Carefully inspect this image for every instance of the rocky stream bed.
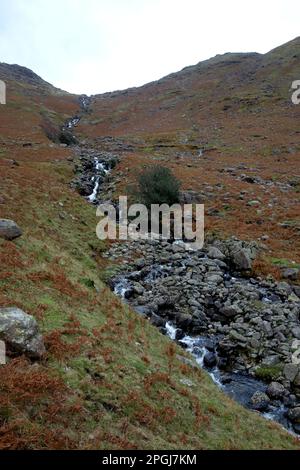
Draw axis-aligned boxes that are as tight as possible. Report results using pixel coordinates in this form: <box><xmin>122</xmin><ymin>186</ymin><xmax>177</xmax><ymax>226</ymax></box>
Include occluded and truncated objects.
<box><xmin>104</xmin><ymin>238</ymin><xmax>300</xmax><ymax>434</ymax></box>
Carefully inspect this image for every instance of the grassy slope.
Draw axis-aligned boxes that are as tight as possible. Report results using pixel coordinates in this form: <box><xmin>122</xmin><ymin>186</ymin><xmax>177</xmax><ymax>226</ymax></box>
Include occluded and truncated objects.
<box><xmin>0</xmin><ymin>59</ymin><xmax>300</xmax><ymax>449</ymax></box>
<box><xmin>0</xmin><ymin>150</ymin><xmax>299</xmax><ymax>450</ymax></box>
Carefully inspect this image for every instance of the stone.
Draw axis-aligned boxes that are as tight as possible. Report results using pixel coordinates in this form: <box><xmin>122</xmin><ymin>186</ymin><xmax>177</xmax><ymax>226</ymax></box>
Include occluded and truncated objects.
<box><xmin>250</xmin><ymin>391</ymin><xmax>270</xmax><ymax>411</ymax></box>
<box><xmin>287</xmin><ymin>407</ymin><xmax>300</xmax><ymax>424</ymax></box>
<box><xmin>229</xmin><ymin>330</ymin><xmax>248</xmax><ymax>344</ymax></box>
<box><xmin>0</xmin><ymin>219</ymin><xmax>22</xmax><ymax>241</ymax></box>
<box><xmin>247</xmin><ymin>200</ymin><xmax>261</xmax><ymax>206</ymax></box>
<box><xmin>276</xmin><ymin>282</ymin><xmax>292</xmax><ymax>296</ymax></box>
<box><xmin>175</xmin><ymin>328</ymin><xmax>185</xmax><ymax>341</ymax></box>
<box><xmin>207</xmin><ymin>246</ymin><xmax>226</xmax><ymax>261</ymax></box>
<box><xmin>149</xmin><ymin>314</ymin><xmax>165</xmax><ymax>327</ymax></box>
<box><xmin>293</xmin><ymin>286</ymin><xmax>300</xmax><ymax>298</ymax></box>
<box><xmin>283</xmin><ymin>364</ymin><xmax>299</xmax><ymax>382</ymax></box>
<box><xmin>282</xmin><ymin>268</ymin><xmax>299</xmax><ymax>281</ymax></box>
<box><xmin>0</xmin><ymin>307</ymin><xmax>45</xmax><ymax>358</ymax></box>
<box><xmin>291</xmin><ymin>327</ymin><xmax>300</xmax><ymax>340</ymax></box>
<box><xmin>203</xmin><ymin>352</ymin><xmax>217</xmax><ymax>368</ymax></box>
<box><xmin>135</xmin><ymin>258</ymin><xmax>146</xmax><ymax>269</ymax></box>
<box><xmin>266</xmin><ymin>382</ymin><xmax>285</xmax><ymax>399</ymax></box>
<box><xmin>220</xmin><ymin>304</ymin><xmax>242</xmax><ymax>318</ymax></box>
<box><xmin>232</xmin><ymin>249</ymin><xmax>252</xmax><ymax>270</ymax></box>
<box><xmin>294</xmin><ymin>373</ymin><xmax>300</xmax><ymax>388</ymax></box>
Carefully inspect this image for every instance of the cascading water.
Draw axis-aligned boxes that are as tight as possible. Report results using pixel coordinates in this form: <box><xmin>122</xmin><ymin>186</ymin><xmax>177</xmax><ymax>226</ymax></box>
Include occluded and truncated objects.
<box><xmin>87</xmin><ymin>157</ymin><xmax>111</xmax><ymax>203</ymax></box>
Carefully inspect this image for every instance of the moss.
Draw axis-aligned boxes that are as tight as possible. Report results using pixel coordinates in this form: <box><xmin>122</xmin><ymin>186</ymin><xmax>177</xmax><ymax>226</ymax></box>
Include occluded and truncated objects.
<box><xmin>255</xmin><ymin>364</ymin><xmax>283</xmax><ymax>382</ymax></box>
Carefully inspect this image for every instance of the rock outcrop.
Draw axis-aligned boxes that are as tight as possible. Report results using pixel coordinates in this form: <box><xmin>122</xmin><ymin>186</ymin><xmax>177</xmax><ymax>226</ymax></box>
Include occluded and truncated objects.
<box><xmin>0</xmin><ymin>307</ymin><xmax>45</xmax><ymax>359</ymax></box>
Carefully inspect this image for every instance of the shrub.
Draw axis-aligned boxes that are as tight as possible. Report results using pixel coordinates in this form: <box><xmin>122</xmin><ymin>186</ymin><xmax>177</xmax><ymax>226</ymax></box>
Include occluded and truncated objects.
<box><xmin>134</xmin><ymin>165</ymin><xmax>181</xmax><ymax>208</ymax></box>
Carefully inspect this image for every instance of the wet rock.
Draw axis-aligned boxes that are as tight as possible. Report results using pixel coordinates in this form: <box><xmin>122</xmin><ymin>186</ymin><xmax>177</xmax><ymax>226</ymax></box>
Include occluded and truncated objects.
<box><xmin>0</xmin><ymin>307</ymin><xmax>45</xmax><ymax>359</ymax></box>
<box><xmin>175</xmin><ymin>328</ymin><xmax>185</xmax><ymax>341</ymax></box>
<box><xmin>287</xmin><ymin>407</ymin><xmax>300</xmax><ymax>424</ymax></box>
<box><xmin>149</xmin><ymin>314</ymin><xmax>165</xmax><ymax>327</ymax></box>
<box><xmin>266</xmin><ymin>382</ymin><xmax>285</xmax><ymax>399</ymax></box>
<box><xmin>203</xmin><ymin>352</ymin><xmax>217</xmax><ymax>368</ymax></box>
<box><xmin>176</xmin><ymin>313</ymin><xmax>192</xmax><ymax>329</ymax></box>
<box><xmin>250</xmin><ymin>391</ymin><xmax>270</xmax><ymax>411</ymax></box>
<box><xmin>0</xmin><ymin>219</ymin><xmax>22</xmax><ymax>241</ymax></box>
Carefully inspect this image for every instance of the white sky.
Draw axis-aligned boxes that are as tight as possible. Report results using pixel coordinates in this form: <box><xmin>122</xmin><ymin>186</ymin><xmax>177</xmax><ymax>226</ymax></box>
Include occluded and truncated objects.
<box><xmin>0</xmin><ymin>0</ymin><xmax>299</xmax><ymax>95</ymax></box>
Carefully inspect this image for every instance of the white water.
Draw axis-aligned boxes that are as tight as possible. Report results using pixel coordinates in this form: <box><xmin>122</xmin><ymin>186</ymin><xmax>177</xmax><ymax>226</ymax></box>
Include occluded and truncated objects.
<box><xmin>88</xmin><ymin>178</ymin><xmax>100</xmax><ymax>202</ymax></box>
<box><xmin>165</xmin><ymin>322</ymin><xmax>177</xmax><ymax>340</ymax></box>
<box><xmin>87</xmin><ymin>157</ymin><xmax>110</xmax><ymax>202</ymax></box>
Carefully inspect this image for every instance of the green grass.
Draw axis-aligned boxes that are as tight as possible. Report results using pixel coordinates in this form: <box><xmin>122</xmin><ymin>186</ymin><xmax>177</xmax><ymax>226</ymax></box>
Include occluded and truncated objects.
<box><xmin>255</xmin><ymin>365</ymin><xmax>283</xmax><ymax>382</ymax></box>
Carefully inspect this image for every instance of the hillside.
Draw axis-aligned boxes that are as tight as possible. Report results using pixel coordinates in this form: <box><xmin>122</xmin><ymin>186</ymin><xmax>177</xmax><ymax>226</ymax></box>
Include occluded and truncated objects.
<box><xmin>0</xmin><ymin>39</ymin><xmax>300</xmax><ymax>449</ymax></box>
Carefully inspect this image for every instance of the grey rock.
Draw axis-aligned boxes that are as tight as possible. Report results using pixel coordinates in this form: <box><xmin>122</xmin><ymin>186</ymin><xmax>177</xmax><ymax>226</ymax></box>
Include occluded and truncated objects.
<box><xmin>282</xmin><ymin>268</ymin><xmax>299</xmax><ymax>281</ymax></box>
<box><xmin>283</xmin><ymin>364</ymin><xmax>299</xmax><ymax>382</ymax></box>
<box><xmin>0</xmin><ymin>307</ymin><xmax>45</xmax><ymax>358</ymax></box>
<box><xmin>292</xmin><ymin>327</ymin><xmax>300</xmax><ymax>340</ymax></box>
<box><xmin>203</xmin><ymin>352</ymin><xmax>217</xmax><ymax>368</ymax></box>
<box><xmin>149</xmin><ymin>314</ymin><xmax>165</xmax><ymax>327</ymax></box>
<box><xmin>220</xmin><ymin>304</ymin><xmax>243</xmax><ymax>318</ymax></box>
<box><xmin>276</xmin><ymin>282</ymin><xmax>293</xmax><ymax>296</ymax></box>
<box><xmin>229</xmin><ymin>330</ymin><xmax>248</xmax><ymax>344</ymax></box>
<box><xmin>250</xmin><ymin>391</ymin><xmax>270</xmax><ymax>411</ymax></box>
<box><xmin>287</xmin><ymin>407</ymin><xmax>300</xmax><ymax>424</ymax></box>
<box><xmin>294</xmin><ymin>373</ymin><xmax>300</xmax><ymax>388</ymax></box>
<box><xmin>232</xmin><ymin>249</ymin><xmax>252</xmax><ymax>270</ymax></box>
<box><xmin>266</xmin><ymin>381</ymin><xmax>285</xmax><ymax>399</ymax></box>
<box><xmin>0</xmin><ymin>219</ymin><xmax>22</xmax><ymax>241</ymax></box>
<box><xmin>207</xmin><ymin>246</ymin><xmax>226</xmax><ymax>261</ymax></box>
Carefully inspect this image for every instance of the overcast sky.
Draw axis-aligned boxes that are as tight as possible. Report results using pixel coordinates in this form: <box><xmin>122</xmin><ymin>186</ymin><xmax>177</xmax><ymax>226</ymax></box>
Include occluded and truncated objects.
<box><xmin>0</xmin><ymin>0</ymin><xmax>299</xmax><ymax>95</ymax></box>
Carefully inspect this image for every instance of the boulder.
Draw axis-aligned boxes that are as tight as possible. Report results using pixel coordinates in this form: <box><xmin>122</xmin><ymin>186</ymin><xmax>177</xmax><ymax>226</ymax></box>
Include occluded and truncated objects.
<box><xmin>291</xmin><ymin>327</ymin><xmax>300</xmax><ymax>340</ymax></box>
<box><xmin>266</xmin><ymin>381</ymin><xmax>285</xmax><ymax>399</ymax></box>
<box><xmin>283</xmin><ymin>363</ymin><xmax>299</xmax><ymax>382</ymax></box>
<box><xmin>203</xmin><ymin>352</ymin><xmax>217</xmax><ymax>368</ymax></box>
<box><xmin>0</xmin><ymin>307</ymin><xmax>45</xmax><ymax>359</ymax></box>
<box><xmin>149</xmin><ymin>313</ymin><xmax>165</xmax><ymax>327</ymax></box>
<box><xmin>282</xmin><ymin>268</ymin><xmax>299</xmax><ymax>281</ymax></box>
<box><xmin>0</xmin><ymin>219</ymin><xmax>22</xmax><ymax>241</ymax></box>
<box><xmin>220</xmin><ymin>304</ymin><xmax>243</xmax><ymax>318</ymax></box>
<box><xmin>232</xmin><ymin>248</ymin><xmax>252</xmax><ymax>270</ymax></box>
<box><xmin>287</xmin><ymin>407</ymin><xmax>300</xmax><ymax>424</ymax></box>
<box><xmin>250</xmin><ymin>391</ymin><xmax>270</xmax><ymax>411</ymax></box>
<box><xmin>207</xmin><ymin>246</ymin><xmax>226</xmax><ymax>261</ymax></box>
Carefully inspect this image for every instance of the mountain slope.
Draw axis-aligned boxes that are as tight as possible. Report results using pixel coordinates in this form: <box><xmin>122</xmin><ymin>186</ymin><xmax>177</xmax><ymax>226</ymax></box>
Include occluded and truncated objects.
<box><xmin>75</xmin><ymin>37</ymin><xmax>300</xmax><ymax>273</ymax></box>
<box><xmin>0</xmin><ymin>41</ymin><xmax>300</xmax><ymax>449</ymax></box>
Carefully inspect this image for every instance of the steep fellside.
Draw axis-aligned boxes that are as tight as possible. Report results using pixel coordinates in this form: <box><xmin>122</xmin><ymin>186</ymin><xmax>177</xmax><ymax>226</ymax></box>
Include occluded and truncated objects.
<box><xmin>0</xmin><ymin>45</ymin><xmax>300</xmax><ymax>449</ymax></box>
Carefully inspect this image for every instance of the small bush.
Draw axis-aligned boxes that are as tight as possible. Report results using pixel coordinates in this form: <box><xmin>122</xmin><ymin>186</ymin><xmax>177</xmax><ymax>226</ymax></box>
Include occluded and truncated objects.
<box><xmin>134</xmin><ymin>165</ymin><xmax>181</xmax><ymax>208</ymax></box>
